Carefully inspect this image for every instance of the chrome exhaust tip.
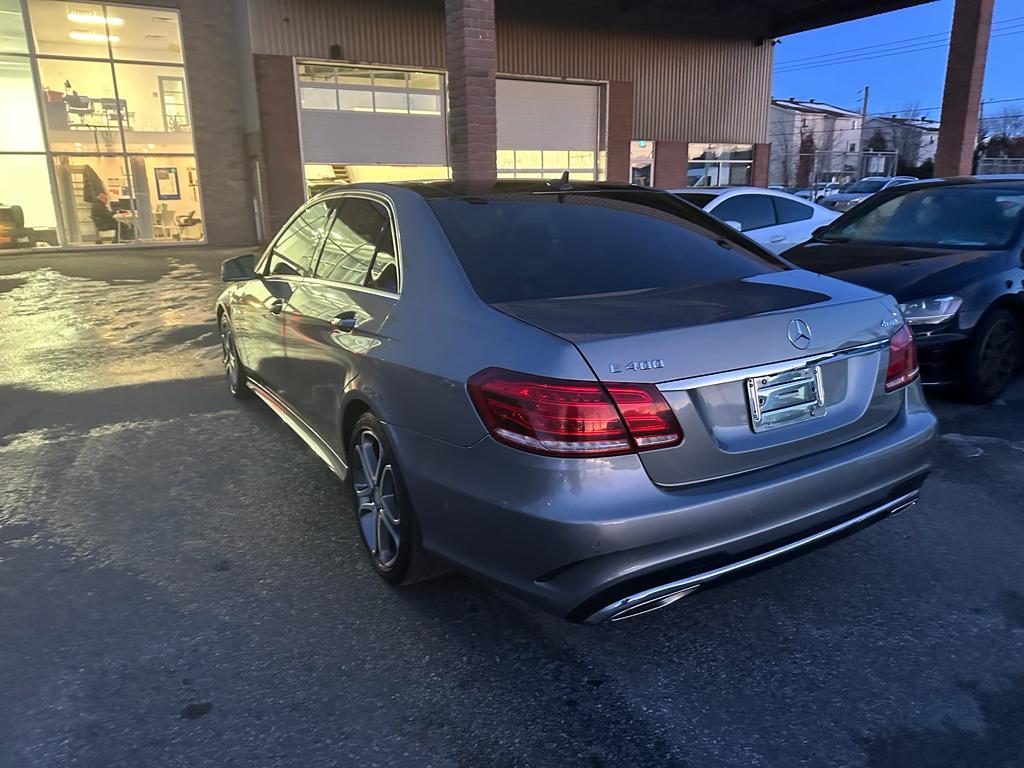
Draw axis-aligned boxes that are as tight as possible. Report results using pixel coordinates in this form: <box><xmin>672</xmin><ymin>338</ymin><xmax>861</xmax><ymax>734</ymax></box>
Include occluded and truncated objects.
<box><xmin>607</xmin><ymin>584</ymin><xmax>701</xmax><ymax>622</ymax></box>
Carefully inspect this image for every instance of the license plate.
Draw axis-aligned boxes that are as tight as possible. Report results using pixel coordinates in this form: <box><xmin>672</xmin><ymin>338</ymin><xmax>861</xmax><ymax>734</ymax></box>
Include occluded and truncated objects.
<box><xmin>746</xmin><ymin>365</ymin><xmax>826</xmax><ymax>433</ymax></box>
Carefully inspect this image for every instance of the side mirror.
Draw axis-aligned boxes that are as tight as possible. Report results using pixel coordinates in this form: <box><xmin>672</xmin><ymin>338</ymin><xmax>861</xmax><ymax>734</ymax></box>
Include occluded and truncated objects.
<box><xmin>222</xmin><ymin>253</ymin><xmax>257</xmax><ymax>282</ymax></box>
<box><xmin>723</xmin><ymin>220</ymin><xmax>743</xmax><ymax>232</ymax></box>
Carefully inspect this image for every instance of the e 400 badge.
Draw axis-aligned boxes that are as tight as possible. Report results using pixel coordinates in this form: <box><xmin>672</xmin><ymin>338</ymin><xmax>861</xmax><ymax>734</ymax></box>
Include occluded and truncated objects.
<box><xmin>609</xmin><ymin>359</ymin><xmax>665</xmax><ymax>374</ymax></box>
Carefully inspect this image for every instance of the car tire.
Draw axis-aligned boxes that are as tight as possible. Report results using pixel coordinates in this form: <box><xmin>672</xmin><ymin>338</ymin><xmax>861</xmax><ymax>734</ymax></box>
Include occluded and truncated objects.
<box><xmin>347</xmin><ymin>412</ymin><xmax>446</xmax><ymax>585</ymax></box>
<box><xmin>963</xmin><ymin>308</ymin><xmax>1019</xmax><ymax>404</ymax></box>
<box><xmin>218</xmin><ymin>314</ymin><xmax>251</xmax><ymax>399</ymax></box>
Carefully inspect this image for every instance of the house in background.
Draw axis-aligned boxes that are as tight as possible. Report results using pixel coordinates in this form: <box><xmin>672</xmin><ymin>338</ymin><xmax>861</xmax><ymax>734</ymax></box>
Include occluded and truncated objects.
<box><xmin>768</xmin><ymin>99</ymin><xmax>866</xmax><ymax>188</ymax></box>
<box><xmin>865</xmin><ymin>115</ymin><xmax>941</xmax><ymax>173</ymax></box>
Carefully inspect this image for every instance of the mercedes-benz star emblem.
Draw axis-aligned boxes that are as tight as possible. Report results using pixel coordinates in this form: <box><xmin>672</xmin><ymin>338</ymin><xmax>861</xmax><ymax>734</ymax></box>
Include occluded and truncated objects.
<box><xmin>787</xmin><ymin>319</ymin><xmax>812</xmax><ymax>350</ymax></box>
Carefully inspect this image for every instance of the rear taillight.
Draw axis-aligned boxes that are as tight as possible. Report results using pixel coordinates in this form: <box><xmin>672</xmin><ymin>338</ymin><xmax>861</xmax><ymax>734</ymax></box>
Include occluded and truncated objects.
<box><xmin>467</xmin><ymin>368</ymin><xmax>683</xmax><ymax>457</ymax></box>
<box><xmin>884</xmin><ymin>324</ymin><xmax>920</xmax><ymax>392</ymax></box>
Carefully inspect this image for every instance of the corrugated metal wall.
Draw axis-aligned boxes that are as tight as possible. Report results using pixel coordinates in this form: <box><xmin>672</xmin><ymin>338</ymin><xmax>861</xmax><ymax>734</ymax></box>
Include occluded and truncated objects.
<box><xmin>245</xmin><ymin>0</ymin><xmax>772</xmax><ymax>144</ymax></box>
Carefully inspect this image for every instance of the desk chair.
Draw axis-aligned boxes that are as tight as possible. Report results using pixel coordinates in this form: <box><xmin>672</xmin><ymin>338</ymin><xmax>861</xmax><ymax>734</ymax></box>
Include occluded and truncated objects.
<box><xmin>175</xmin><ymin>210</ymin><xmax>202</xmax><ymax>240</ymax></box>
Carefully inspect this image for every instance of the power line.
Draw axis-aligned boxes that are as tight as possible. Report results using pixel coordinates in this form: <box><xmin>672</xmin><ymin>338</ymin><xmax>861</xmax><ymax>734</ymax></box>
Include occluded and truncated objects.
<box><xmin>774</xmin><ymin>14</ymin><xmax>1024</xmax><ymax>66</ymax></box>
<box><xmin>775</xmin><ymin>28</ymin><xmax>1024</xmax><ymax>73</ymax></box>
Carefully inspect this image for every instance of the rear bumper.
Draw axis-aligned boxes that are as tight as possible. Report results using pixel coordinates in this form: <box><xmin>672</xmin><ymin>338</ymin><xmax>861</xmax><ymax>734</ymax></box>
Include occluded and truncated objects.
<box><xmin>391</xmin><ymin>385</ymin><xmax>937</xmax><ymax>621</ymax></box>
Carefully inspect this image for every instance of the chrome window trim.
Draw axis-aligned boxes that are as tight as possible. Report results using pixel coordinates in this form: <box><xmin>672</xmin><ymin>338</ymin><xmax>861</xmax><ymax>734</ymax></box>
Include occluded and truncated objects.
<box><xmin>657</xmin><ymin>339</ymin><xmax>888</xmax><ymax>393</ymax></box>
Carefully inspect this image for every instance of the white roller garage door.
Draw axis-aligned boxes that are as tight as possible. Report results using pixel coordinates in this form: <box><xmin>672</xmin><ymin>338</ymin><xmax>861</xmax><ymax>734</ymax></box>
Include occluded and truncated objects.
<box><xmin>496</xmin><ymin>79</ymin><xmax>602</xmax><ymax>179</ymax></box>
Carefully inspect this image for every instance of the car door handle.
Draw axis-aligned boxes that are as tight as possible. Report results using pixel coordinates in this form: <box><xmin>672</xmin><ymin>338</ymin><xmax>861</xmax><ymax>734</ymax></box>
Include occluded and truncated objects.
<box><xmin>330</xmin><ymin>311</ymin><xmax>358</xmax><ymax>333</ymax></box>
<box><xmin>768</xmin><ymin>234</ymin><xmax>786</xmax><ymax>243</ymax></box>
<box><xmin>268</xmin><ymin>298</ymin><xmax>285</xmax><ymax>315</ymax></box>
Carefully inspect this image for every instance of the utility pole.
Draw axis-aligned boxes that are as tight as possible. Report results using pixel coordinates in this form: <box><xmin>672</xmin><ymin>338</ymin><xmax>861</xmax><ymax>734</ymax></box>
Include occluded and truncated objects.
<box><xmin>858</xmin><ymin>85</ymin><xmax>869</xmax><ymax>178</ymax></box>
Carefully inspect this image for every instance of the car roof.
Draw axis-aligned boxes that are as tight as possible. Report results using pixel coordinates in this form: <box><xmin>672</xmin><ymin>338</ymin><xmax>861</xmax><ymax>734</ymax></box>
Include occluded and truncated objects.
<box><xmin>667</xmin><ymin>186</ymin><xmax>827</xmax><ymax>206</ymax></box>
<box><xmin>873</xmin><ymin>175</ymin><xmax>1024</xmax><ymax>193</ymax></box>
<box><xmin>312</xmin><ymin>179</ymin><xmax>646</xmax><ymax>200</ymax></box>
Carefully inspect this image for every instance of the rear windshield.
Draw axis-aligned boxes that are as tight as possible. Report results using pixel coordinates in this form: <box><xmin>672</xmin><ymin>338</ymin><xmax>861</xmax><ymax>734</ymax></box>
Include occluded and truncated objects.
<box><xmin>428</xmin><ymin>191</ymin><xmax>784</xmax><ymax>303</ymax></box>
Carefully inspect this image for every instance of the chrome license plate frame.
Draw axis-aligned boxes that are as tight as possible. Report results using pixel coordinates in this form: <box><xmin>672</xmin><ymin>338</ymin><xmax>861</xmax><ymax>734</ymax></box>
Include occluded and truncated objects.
<box><xmin>746</xmin><ymin>365</ymin><xmax>826</xmax><ymax>433</ymax></box>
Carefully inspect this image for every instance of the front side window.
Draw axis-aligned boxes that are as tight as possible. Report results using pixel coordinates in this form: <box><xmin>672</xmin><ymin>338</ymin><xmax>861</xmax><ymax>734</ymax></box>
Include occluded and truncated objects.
<box><xmin>429</xmin><ymin>191</ymin><xmax>784</xmax><ymax>304</ymax></box>
<box><xmin>314</xmin><ymin>198</ymin><xmax>395</xmax><ymax>290</ymax></box>
<box><xmin>712</xmin><ymin>195</ymin><xmax>777</xmax><ymax>231</ymax></box>
<box><xmin>267</xmin><ymin>202</ymin><xmax>331</xmax><ymax>276</ymax></box>
<box><xmin>820</xmin><ymin>186</ymin><xmax>1024</xmax><ymax>249</ymax></box>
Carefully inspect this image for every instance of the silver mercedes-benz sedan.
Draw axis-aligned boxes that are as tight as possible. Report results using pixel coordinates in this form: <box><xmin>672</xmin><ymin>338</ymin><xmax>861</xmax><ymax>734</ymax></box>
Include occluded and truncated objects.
<box><xmin>216</xmin><ymin>180</ymin><xmax>936</xmax><ymax>623</ymax></box>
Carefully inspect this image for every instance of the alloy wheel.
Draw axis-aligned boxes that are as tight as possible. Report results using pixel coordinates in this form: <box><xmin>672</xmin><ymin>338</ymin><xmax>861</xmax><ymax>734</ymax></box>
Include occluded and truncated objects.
<box><xmin>220</xmin><ymin>321</ymin><xmax>240</xmax><ymax>392</ymax></box>
<box><xmin>977</xmin><ymin>316</ymin><xmax>1018</xmax><ymax>393</ymax></box>
<box><xmin>351</xmin><ymin>429</ymin><xmax>401</xmax><ymax>569</ymax></box>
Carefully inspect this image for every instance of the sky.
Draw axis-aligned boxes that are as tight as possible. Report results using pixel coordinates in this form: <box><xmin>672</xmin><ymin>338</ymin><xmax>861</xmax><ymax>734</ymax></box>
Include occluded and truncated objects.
<box><xmin>771</xmin><ymin>0</ymin><xmax>1021</xmax><ymax>121</ymax></box>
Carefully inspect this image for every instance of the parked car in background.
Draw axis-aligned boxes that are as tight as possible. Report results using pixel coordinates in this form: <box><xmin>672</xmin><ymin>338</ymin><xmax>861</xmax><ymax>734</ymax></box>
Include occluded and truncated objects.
<box><xmin>786</xmin><ymin>176</ymin><xmax>1024</xmax><ymax>402</ymax></box>
<box><xmin>820</xmin><ymin>176</ymin><xmax>919</xmax><ymax>211</ymax></box>
<box><xmin>217</xmin><ymin>180</ymin><xmax>935</xmax><ymax>623</ymax></box>
<box><xmin>794</xmin><ymin>181</ymin><xmax>844</xmax><ymax>202</ymax></box>
<box><xmin>670</xmin><ymin>186</ymin><xmax>839</xmax><ymax>253</ymax></box>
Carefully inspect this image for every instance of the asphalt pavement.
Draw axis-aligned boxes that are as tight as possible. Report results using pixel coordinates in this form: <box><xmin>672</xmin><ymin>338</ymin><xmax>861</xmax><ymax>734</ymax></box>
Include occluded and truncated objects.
<box><xmin>1</xmin><ymin>248</ymin><xmax>1022</xmax><ymax>768</ymax></box>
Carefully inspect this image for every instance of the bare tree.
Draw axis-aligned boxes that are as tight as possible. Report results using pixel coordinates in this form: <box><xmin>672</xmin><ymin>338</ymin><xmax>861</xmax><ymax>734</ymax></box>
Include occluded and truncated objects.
<box><xmin>983</xmin><ymin>106</ymin><xmax>1024</xmax><ymax>140</ymax></box>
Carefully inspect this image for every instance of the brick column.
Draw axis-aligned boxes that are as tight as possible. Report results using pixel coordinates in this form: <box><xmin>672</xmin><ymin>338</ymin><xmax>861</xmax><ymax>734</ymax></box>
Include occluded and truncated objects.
<box><xmin>444</xmin><ymin>0</ymin><xmax>497</xmax><ymax>185</ymax></box>
<box><xmin>606</xmin><ymin>81</ymin><xmax>634</xmax><ymax>182</ymax></box>
<box><xmin>653</xmin><ymin>141</ymin><xmax>687</xmax><ymax>188</ymax></box>
<box><xmin>254</xmin><ymin>55</ymin><xmax>305</xmax><ymax>235</ymax></box>
<box><xmin>934</xmin><ymin>0</ymin><xmax>994</xmax><ymax>177</ymax></box>
<box><xmin>752</xmin><ymin>143</ymin><xmax>771</xmax><ymax>187</ymax></box>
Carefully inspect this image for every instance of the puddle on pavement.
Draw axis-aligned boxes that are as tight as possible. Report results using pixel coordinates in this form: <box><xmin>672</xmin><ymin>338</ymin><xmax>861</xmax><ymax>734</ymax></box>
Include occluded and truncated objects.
<box><xmin>0</xmin><ymin>260</ymin><xmax>222</xmax><ymax>393</ymax></box>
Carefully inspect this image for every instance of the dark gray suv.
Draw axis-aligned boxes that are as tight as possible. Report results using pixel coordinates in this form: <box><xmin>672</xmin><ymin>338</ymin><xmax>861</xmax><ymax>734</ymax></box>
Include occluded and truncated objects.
<box><xmin>217</xmin><ymin>181</ymin><xmax>936</xmax><ymax>623</ymax></box>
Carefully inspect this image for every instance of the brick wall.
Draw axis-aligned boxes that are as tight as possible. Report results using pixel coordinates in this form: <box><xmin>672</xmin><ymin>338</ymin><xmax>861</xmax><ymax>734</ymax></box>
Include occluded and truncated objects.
<box><xmin>253</xmin><ymin>55</ymin><xmax>306</xmax><ymax>235</ymax></box>
<box><xmin>444</xmin><ymin>0</ymin><xmax>497</xmax><ymax>183</ymax></box>
<box><xmin>752</xmin><ymin>143</ymin><xmax>771</xmax><ymax>187</ymax></box>
<box><xmin>176</xmin><ymin>0</ymin><xmax>257</xmax><ymax>245</ymax></box>
<box><xmin>935</xmin><ymin>0</ymin><xmax>994</xmax><ymax>177</ymax></box>
<box><xmin>606</xmin><ymin>81</ymin><xmax>634</xmax><ymax>183</ymax></box>
<box><xmin>653</xmin><ymin>141</ymin><xmax>687</xmax><ymax>188</ymax></box>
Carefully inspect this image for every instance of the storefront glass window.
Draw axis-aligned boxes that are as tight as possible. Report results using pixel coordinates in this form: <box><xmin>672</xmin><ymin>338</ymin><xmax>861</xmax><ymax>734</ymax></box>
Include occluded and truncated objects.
<box><xmin>2</xmin><ymin>2</ymin><xmax>201</xmax><ymax>248</ymax></box>
<box><xmin>687</xmin><ymin>142</ymin><xmax>753</xmax><ymax>187</ymax></box>
<box><xmin>304</xmin><ymin>163</ymin><xmax>450</xmax><ymax>195</ymax></box>
<box><xmin>0</xmin><ymin>55</ymin><xmax>44</xmax><ymax>150</ymax></box>
<box><xmin>0</xmin><ymin>0</ymin><xmax>29</xmax><ymax>53</ymax></box>
<box><xmin>0</xmin><ymin>154</ymin><xmax>59</xmax><ymax>249</ymax></box>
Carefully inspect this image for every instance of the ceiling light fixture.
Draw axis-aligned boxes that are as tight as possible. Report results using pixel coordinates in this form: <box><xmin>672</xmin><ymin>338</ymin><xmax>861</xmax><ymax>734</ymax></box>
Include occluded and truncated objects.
<box><xmin>69</xmin><ymin>30</ymin><xmax>121</xmax><ymax>43</ymax></box>
<box><xmin>66</xmin><ymin>11</ymin><xmax>124</xmax><ymax>26</ymax></box>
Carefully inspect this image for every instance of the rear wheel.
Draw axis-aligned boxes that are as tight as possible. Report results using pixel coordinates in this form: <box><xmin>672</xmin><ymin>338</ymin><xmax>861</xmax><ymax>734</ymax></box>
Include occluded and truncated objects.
<box><xmin>218</xmin><ymin>315</ymin><xmax>251</xmax><ymax>399</ymax></box>
<box><xmin>347</xmin><ymin>412</ymin><xmax>444</xmax><ymax>585</ymax></box>
<box><xmin>963</xmin><ymin>308</ymin><xmax>1019</xmax><ymax>403</ymax></box>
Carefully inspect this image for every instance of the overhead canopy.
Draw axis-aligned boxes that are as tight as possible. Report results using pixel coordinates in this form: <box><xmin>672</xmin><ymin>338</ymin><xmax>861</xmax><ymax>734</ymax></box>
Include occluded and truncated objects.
<box><xmin>507</xmin><ymin>0</ymin><xmax>937</xmax><ymax>38</ymax></box>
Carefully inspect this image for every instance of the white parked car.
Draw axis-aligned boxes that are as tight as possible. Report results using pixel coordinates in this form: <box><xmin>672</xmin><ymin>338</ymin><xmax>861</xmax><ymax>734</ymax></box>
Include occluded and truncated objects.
<box><xmin>668</xmin><ymin>187</ymin><xmax>840</xmax><ymax>254</ymax></box>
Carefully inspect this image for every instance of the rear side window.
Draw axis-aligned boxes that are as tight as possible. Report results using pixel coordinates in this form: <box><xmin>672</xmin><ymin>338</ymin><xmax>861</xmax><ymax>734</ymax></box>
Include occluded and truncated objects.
<box><xmin>314</xmin><ymin>198</ymin><xmax>393</xmax><ymax>288</ymax></box>
<box><xmin>711</xmin><ymin>195</ymin><xmax>777</xmax><ymax>231</ymax></box>
<box><xmin>773</xmin><ymin>197</ymin><xmax>814</xmax><ymax>224</ymax></box>
<box><xmin>267</xmin><ymin>202</ymin><xmax>331</xmax><ymax>277</ymax></box>
<box><xmin>428</xmin><ymin>192</ymin><xmax>783</xmax><ymax>304</ymax></box>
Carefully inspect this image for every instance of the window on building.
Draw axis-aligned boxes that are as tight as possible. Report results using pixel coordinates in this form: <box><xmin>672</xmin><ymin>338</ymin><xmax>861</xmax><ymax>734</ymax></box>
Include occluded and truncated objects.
<box><xmin>1</xmin><ymin>1</ymin><xmax>201</xmax><ymax>248</ymax></box>
<box><xmin>687</xmin><ymin>143</ymin><xmax>753</xmax><ymax>187</ymax></box>
<box><xmin>298</xmin><ymin>64</ymin><xmax>444</xmax><ymax>116</ymax></box>
<box><xmin>630</xmin><ymin>140</ymin><xmax>655</xmax><ymax>186</ymax></box>
<box><xmin>495</xmin><ymin>148</ymin><xmax>597</xmax><ymax>180</ymax></box>
<box><xmin>849</xmin><ymin>142</ymin><xmax>857</xmax><ymax>152</ymax></box>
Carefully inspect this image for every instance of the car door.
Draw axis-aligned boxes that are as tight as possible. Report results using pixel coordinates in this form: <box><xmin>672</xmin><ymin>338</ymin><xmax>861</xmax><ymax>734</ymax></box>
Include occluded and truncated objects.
<box><xmin>708</xmin><ymin>193</ymin><xmax>781</xmax><ymax>250</ymax></box>
<box><xmin>769</xmin><ymin>196</ymin><xmax>819</xmax><ymax>251</ymax></box>
<box><xmin>232</xmin><ymin>201</ymin><xmax>331</xmax><ymax>396</ymax></box>
<box><xmin>284</xmin><ymin>194</ymin><xmax>400</xmax><ymax>448</ymax></box>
